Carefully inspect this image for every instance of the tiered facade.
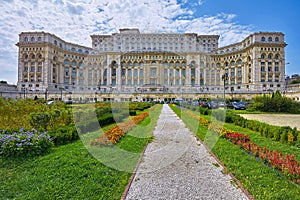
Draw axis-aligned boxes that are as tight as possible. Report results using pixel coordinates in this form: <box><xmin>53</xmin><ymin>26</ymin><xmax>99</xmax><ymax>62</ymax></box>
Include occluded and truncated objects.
<box><xmin>16</xmin><ymin>28</ymin><xmax>287</xmax><ymax>101</ymax></box>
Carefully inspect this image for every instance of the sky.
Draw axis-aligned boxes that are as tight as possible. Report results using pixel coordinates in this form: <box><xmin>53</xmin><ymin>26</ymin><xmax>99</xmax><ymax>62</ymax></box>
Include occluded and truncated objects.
<box><xmin>0</xmin><ymin>0</ymin><xmax>299</xmax><ymax>84</ymax></box>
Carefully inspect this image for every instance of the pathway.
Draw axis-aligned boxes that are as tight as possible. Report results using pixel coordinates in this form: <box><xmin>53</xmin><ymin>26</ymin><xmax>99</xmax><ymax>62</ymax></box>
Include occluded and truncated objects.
<box><xmin>124</xmin><ymin>104</ymin><xmax>249</xmax><ymax>200</ymax></box>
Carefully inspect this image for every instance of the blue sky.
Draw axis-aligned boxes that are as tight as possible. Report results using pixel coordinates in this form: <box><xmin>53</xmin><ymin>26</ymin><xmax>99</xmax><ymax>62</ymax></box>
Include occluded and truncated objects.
<box><xmin>0</xmin><ymin>0</ymin><xmax>299</xmax><ymax>84</ymax></box>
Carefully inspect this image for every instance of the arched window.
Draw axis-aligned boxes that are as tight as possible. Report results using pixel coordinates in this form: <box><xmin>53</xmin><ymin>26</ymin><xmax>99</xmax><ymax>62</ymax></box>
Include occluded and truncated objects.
<box><xmin>261</xmin><ymin>37</ymin><xmax>265</xmax><ymax>42</ymax></box>
<box><xmin>151</xmin><ymin>61</ymin><xmax>156</xmax><ymax>65</ymax></box>
<box><xmin>54</xmin><ymin>40</ymin><xmax>57</xmax><ymax>45</ymax></box>
<box><xmin>268</xmin><ymin>37</ymin><xmax>272</xmax><ymax>42</ymax></box>
<box><xmin>274</xmin><ymin>54</ymin><xmax>279</xmax><ymax>59</ymax></box>
<box><xmin>37</xmin><ymin>37</ymin><xmax>41</xmax><ymax>41</ymax></box>
<box><xmin>24</xmin><ymin>37</ymin><xmax>28</xmax><ymax>42</ymax></box>
<box><xmin>267</xmin><ymin>54</ymin><xmax>272</xmax><ymax>59</ymax></box>
<box><xmin>190</xmin><ymin>61</ymin><xmax>196</xmax><ymax>67</ymax></box>
<box><xmin>275</xmin><ymin>37</ymin><xmax>279</xmax><ymax>42</ymax></box>
<box><xmin>261</xmin><ymin>54</ymin><xmax>265</xmax><ymax>59</ymax></box>
<box><xmin>31</xmin><ymin>37</ymin><xmax>35</xmax><ymax>42</ymax></box>
<box><xmin>31</xmin><ymin>54</ymin><xmax>35</xmax><ymax>59</ymax></box>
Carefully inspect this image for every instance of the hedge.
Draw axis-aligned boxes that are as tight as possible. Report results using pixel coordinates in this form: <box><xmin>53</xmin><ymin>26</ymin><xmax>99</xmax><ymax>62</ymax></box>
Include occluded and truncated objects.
<box><xmin>225</xmin><ymin>112</ymin><xmax>300</xmax><ymax>146</ymax></box>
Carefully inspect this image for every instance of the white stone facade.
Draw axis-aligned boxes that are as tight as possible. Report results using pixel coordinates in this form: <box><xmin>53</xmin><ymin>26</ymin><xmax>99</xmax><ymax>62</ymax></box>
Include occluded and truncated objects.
<box><xmin>15</xmin><ymin>29</ymin><xmax>287</xmax><ymax>101</ymax></box>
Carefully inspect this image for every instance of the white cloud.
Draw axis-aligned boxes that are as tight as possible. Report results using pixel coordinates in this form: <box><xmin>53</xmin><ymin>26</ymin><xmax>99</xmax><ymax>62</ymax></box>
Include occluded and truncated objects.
<box><xmin>0</xmin><ymin>0</ymin><xmax>252</xmax><ymax>84</ymax></box>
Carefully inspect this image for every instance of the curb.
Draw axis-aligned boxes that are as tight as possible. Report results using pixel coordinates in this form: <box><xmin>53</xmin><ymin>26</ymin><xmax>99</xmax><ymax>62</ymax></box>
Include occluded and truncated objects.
<box><xmin>120</xmin><ymin>142</ymin><xmax>149</xmax><ymax>200</ymax></box>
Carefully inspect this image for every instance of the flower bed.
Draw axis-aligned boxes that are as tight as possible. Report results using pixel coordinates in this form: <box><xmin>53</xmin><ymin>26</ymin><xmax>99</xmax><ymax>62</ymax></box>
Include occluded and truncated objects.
<box><xmin>0</xmin><ymin>128</ymin><xmax>53</xmax><ymax>158</ymax></box>
<box><xmin>182</xmin><ymin>109</ymin><xmax>300</xmax><ymax>185</ymax></box>
<box><xmin>89</xmin><ymin>112</ymin><xmax>149</xmax><ymax>147</ymax></box>
<box><xmin>225</xmin><ymin>132</ymin><xmax>300</xmax><ymax>184</ymax></box>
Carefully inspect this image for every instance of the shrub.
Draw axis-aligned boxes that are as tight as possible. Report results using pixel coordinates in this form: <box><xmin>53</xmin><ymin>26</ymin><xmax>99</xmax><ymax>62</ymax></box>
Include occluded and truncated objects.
<box><xmin>47</xmin><ymin>125</ymin><xmax>78</xmax><ymax>146</ymax></box>
<box><xmin>199</xmin><ymin>107</ymin><xmax>209</xmax><ymax>115</ymax></box>
<box><xmin>249</xmin><ymin>91</ymin><xmax>300</xmax><ymax>113</ymax></box>
<box><xmin>0</xmin><ymin>128</ymin><xmax>53</xmax><ymax>158</ymax></box>
<box><xmin>224</xmin><ymin>112</ymin><xmax>300</xmax><ymax>145</ymax></box>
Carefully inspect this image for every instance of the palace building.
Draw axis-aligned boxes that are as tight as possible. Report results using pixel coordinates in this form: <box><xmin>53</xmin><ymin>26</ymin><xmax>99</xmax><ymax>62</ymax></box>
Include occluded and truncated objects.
<box><xmin>16</xmin><ymin>28</ymin><xmax>287</xmax><ymax>101</ymax></box>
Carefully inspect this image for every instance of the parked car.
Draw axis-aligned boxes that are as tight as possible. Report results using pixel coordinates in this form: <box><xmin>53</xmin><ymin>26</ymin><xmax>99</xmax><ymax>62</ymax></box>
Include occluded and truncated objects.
<box><xmin>227</xmin><ymin>102</ymin><xmax>247</xmax><ymax>110</ymax></box>
<box><xmin>192</xmin><ymin>100</ymin><xmax>199</xmax><ymax>106</ymax></box>
<box><xmin>218</xmin><ymin>101</ymin><xmax>226</xmax><ymax>107</ymax></box>
<box><xmin>199</xmin><ymin>100</ymin><xmax>208</xmax><ymax>107</ymax></box>
<box><xmin>46</xmin><ymin>100</ymin><xmax>55</xmax><ymax>105</ymax></box>
<box><xmin>238</xmin><ymin>101</ymin><xmax>249</xmax><ymax>108</ymax></box>
<box><xmin>207</xmin><ymin>101</ymin><xmax>219</xmax><ymax>109</ymax></box>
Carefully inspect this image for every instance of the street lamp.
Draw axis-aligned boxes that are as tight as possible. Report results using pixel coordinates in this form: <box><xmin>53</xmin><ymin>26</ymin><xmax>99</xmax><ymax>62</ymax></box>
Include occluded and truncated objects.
<box><xmin>22</xmin><ymin>87</ymin><xmax>26</xmax><ymax>99</ymax></box>
<box><xmin>59</xmin><ymin>87</ymin><xmax>64</xmax><ymax>101</ymax></box>
<box><xmin>45</xmin><ymin>88</ymin><xmax>48</xmax><ymax>100</ymax></box>
<box><xmin>222</xmin><ymin>73</ymin><xmax>228</xmax><ymax>100</ymax></box>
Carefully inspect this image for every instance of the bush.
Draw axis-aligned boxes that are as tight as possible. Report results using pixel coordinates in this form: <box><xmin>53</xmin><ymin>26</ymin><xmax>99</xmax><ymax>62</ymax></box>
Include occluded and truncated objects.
<box><xmin>47</xmin><ymin>125</ymin><xmax>78</xmax><ymax>146</ymax></box>
<box><xmin>0</xmin><ymin>128</ymin><xmax>53</xmax><ymax>158</ymax></box>
<box><xmin>224</xmin><ymin>112</ymin><xmax>300</xmax><ymax>145</ymax></box>
<box><xmin>199</xmin><ymin>107</ymin><xmax>209</xmax><ymax>115</ymax></box>
<box><xmin>249</xmin><ymin>91</ymin><xmax>300</xmax><ymax>113</ymax></box>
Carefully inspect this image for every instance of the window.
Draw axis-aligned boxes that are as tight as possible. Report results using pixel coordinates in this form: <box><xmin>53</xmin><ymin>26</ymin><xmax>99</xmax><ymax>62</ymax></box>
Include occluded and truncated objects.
<box><xmin>139</xmin><ymin>69</ymin><xmax>144</xmax><ymax>77</ymax></box>
<box><xmin>268</xmin><ymin>54</ymin><xmax>272</xmax><ymax>59</ymax></box>
<box><xmin>134</xmin><ymin>69</ymin><xmax>138</xmax><ymax>77</ymax></box>
<box><xmin>128</xmin><ymin>69</ymin><xmax>132</xmax><ymax>77</ymax></box>
<box><xmin>191</xmin><ymin>79</ymin><xmax>195</xmax><ymax>86</ymax></box>
<box><xmin>31</xmin><ymin>37</ymin><xmax>35</xmax><ymax>42</ymax></box>
<box><xmin>164</xmin><ymin>69</ymin><xmax>168</xmax><ymax>77</ymax></box>
<box><xmin>38</xmin><ymin>37</ymin><xmax>41</xmax><ymax>41</ymax></box>
<box><xmin>191</xmin><ymin>69</ymin><xmax>195</xmax><ymax>77</ymax></box>
<box><xmin>275</xmin><ymin>37</ymin><xmax>279</xmax><ymax>42</ymax></box>
<box><xmin>181</xmin><ymin>69</ymin><xmax>186</xmax><ymax>77</ymax></box>
<box><xmin>268</xmin><ymin>37</ymin><xmax>272</xmax><ymax>42</ymax></box>
<box><xmin>24</xmin><ymin>37</ymin><xmax>28</xmax><ymax>42</ymax></box>
<box><xmin>261</xmin><ymin>37</ymin><xmax>265</xmax><ymax>42</ymax></box>
<box><xmin>261</xmin><ymin>54</ymin><xmax>265</xmax><ymax>59</ymax></box>
<box><xmin>151</xmin><ymin>68</ymin><xmax>156</xmax><ymax>77</ymax></box>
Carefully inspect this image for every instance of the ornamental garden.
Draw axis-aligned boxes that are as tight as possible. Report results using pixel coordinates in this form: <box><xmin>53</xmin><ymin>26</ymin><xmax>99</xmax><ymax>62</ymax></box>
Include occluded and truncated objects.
<box><xmin>1</xmin><ymin>92</ymin><xmax>300</xmax><ymax>199</ymax></box>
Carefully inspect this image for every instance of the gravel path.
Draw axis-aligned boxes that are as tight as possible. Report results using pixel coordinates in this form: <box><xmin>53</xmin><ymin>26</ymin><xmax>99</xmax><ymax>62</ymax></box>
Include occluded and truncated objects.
<box><xmin>239</xmin><ymin>114</ymin><xmax>300</xmax><ymax>130</ymax></box>
<box><xmin>124</xmin><ymin>104</ymin><xmax>249</xmax><ymax>200</ymax></box>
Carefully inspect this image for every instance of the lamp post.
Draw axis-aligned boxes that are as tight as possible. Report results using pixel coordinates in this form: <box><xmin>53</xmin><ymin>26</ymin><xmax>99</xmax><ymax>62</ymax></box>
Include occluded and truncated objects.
<box><xmin>22</xmin><ymin>87</ymin><xmax>26</xmax><ymax>99</ymax></box>
<box><xmin>45</xmin><ymin>88</ymin><xmax>48</xmax><ymax>100</ymax></box>
<box><xmin>222</xmin><ymin>73</ymin><xmax>228</xmax><ymax>100</ymax></box>
<box><xmin>59</xmin><ymin>87</ymin><xmax>64</xmax><ymax>101</ymax></box>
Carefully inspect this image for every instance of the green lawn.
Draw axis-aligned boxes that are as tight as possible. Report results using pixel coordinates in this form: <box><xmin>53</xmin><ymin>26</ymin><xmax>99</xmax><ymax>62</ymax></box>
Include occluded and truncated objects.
<box><xmin>171</xmin><ymin>105</ymin><xmax>300</xmax><ymax>200</ymax></box>
<box><xmin>0</xmin><ymin>104</ymin><xmax>162</xmax><ymax>200</ymax></box>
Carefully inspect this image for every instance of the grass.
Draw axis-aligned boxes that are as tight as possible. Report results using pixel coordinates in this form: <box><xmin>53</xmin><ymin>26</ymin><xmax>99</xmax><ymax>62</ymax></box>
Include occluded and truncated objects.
<box><xmin>171</xmin><ymin>105</ymin><xmax>300</xmax><ymax>200</ymax></box>
<box><xmin>0</xmin><ymin>104</ymin><xmax>162</xmax><ymax>200</ymax></box>
<box><xmin>223</xmin><ymin>122</ymin><xmax>300</xmax><ymax>161</ymax></box>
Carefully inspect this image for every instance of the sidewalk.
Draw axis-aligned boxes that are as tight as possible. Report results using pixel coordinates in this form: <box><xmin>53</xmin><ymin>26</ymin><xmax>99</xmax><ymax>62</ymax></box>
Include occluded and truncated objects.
<box><xmin>124</xmin><ymin>104</ymin><xmax>249</xmax><ymax>200</ymax></box>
